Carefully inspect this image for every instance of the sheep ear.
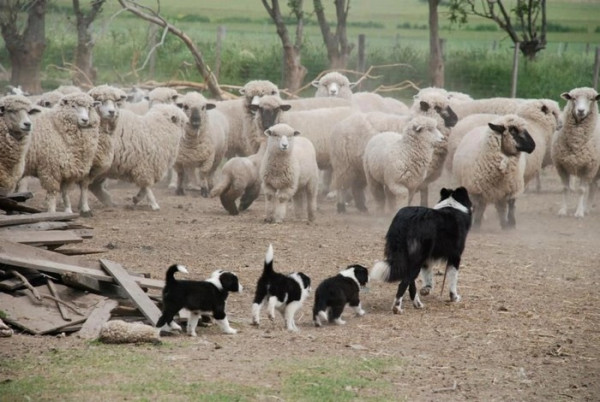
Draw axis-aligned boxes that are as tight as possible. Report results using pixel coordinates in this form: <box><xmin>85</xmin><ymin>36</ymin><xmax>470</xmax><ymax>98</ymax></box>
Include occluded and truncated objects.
<box><xmin>280</xmin><ymin>104</ymin><xmax>292</xmax><ymax>112</ymax></box>
<box><xmin>488</xmin><ymin>122</ymin><xmax>505</xmax><ymax>134</ymax></box>
<box><xmin>560</xmin><ymin>92</ymin><xmax>572</xmax><ymax>101</ymax></box>
<box><xmin>28</xmin><ymin>107</ymin><xmax>42</xmax><ymax>115</ymax></box>
<box><xmin>541</xmin><ymin>104</ymin><xmax>549</xmax><ymax>114</ymax></box>
<box><xmin>249</xmin><ymin>104</ymin><xmax>259</xmax><ymax>113</ymax></box>
<box><xmin>119</xmin><ymin>95</ymin><xmax>127</xmax><ymax>102</ymax></box>
<box><xmin>61</xmin><ymin>98</ymin><xmax>69</xmax><ymax>106</ymax></box>
<box><xmin>206</xmin><ymin>103</ymin><xmax>216</xmax><ymax>110</ymax></box>
<box><xmin>414</xmin><ymin>124</ymin><xmax>423</xmax><ymax>133</ymax></box>
<box><xmin>239</xmin><ymin>88</ymin><xmax>246</xmax><ymax>95</ymax></box>
<box><xmin>595</xmin><ymin>94</ymin><xmax>600</xmax><ymax>101</ymax></box>
<box><xmin>0</xmin><ymin>106</ymin><xmax>5</xmax><ymax>116</ymax></box>
<box><xmin>93</xmin><ymin>101</ymin><xmax>101</xmax><ymax>108</ymax></box>
<box><xmin>311</xmin><ymin>81</ymin><xmax>320</xmax><ymax>88</ymax></box>
<box><xmin>419</xmin><ymin>101</ymin><xmax>430</xmax><ymax>112</ymax></box>
<box><xmin>293</xmin><ymin>130</ymin><xmax>301</xmax><ymax>136</ymax></box>
<box><xmin>264</xmin><ymin>129</ymin><xmax>272</xmax><ymax>137</ymax></box>
<box><xmin>176</xmin><ymin>102</ymin><xmax>184</xmax><ymax>109</ymax></box>
<box><xmin>349</xmin><ymin>81</ymin><xmax>358</xmax><ymax>89</ymax></box>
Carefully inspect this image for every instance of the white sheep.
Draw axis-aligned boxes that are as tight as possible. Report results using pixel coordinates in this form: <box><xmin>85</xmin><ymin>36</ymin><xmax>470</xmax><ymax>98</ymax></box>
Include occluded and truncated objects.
<box><xmin>56</xmin><ymin>84</ymin><xmax>83</xmax><ymax>94</ymax></box>
<box><xmin>36</xmin><ymin>90</ymin><xmax>64</xmax><ymax>108</ymax></box>
<box><xmin>363</xmin><ymin>116</ymin><xmax>444</xmax><ymax>212</ymax></box>
<box><xmin>123</xmin><ymin>86</ymin><xmax>179</xmax><ymax>115</ymax></box>
<box><xmin>0</xmin><ymin>95</ymin><xmax>40</xmax><ymax>191</ymax></box>
<box><xmin>90</xmin><ymin>104</ymin><xmax>187</xmax><ymax>210</ymax></box>
<box><xmin>453</xmin><ymin>114</ymin><xmax>536</xmax><ymax>229</ymax></box>
<box><xmin>78</xmin><ymin>85</ymin><xmax>128</xmax><ymax>216</ymax></box>
<box><xmin>22</xmin><ymin>92</ymin><xmax>100</xmax><ymax>213</ymax></box>
<box><xmin>312</xmin><ymin>71</ymin><xmax>355</xmax><ymax>98</ymax></box>
<box><xmin>260</xmin><ymin>123</ymin><xmax>319</xmax><ymax>223</ymax></box>
<box><xmin>217</xmin><ymin>80</ymin><xmax>279</xmax><ymax>158</ymax></box>
<box><xmin>209</xmin><ymin>142</ymin><xmax>266</xmax><ymax>215</ymax></box>
<box><xmin>99</xmin><ymin>320</ymin><xmax>161</xmax><ymax>344</ymax></box>
<box><xmin>452</xmin><ymin>97</ymin><xmax>526</xmax><ymax>120</ymax></box>
<box><xmin>551</xmin><ymin>87</ymin><xmax>600</xmax><ymax>218</ymax></box>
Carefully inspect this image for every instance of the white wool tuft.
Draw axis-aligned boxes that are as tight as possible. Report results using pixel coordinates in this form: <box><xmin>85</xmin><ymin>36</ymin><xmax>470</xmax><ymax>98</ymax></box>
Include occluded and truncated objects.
<box><xmin>370</xmin><ymin>261</ymin><xmax>391</xmax><ymax>282</ymax></box>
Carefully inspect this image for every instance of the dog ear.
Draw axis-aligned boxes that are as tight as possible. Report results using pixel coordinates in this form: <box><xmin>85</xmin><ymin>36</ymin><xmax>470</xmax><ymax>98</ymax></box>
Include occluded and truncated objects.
<box><xmin>218</xmin><ymin>272</ymin><xmax>234</xmax><ymax>291</ymax></box>
<box><xmin>439</xmin><ymin>188</ymin><xmax>452</xmax><ymax>200</ymax></box>
<box><xmin>300</xmin><ymin>273</ymin><xmax>311</xmax><ymax>289</ymax></box>
<box><xmin>453</xmin><ymin>187</ymin><xmax>472</xmax><ymax>209</ymax></box>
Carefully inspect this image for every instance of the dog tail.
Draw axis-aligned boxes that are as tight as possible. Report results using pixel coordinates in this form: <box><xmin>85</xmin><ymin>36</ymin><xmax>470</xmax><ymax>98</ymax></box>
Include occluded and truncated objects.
<box><xmin>370</xmin><ymin>260</ymin><xmax>392</xmax><ymax>282</ymax></box>
<box><xmin>313</xmin><ymin>295</ymin><xmax>329</xmax><ymax>326</ymax></box>
<box><xmin>165</xmin><ymin>264</ymin><xmax>189</xmax><ymax>286</ymax></box>
<box><xmin>263</xmin><ymin>244</ymin><xmax>274</xmax><ymax>275</ymax></box>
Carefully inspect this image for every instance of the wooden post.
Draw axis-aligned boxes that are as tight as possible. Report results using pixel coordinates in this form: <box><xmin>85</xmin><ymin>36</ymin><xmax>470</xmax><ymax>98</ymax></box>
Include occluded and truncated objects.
<box><xmin>511</xmin><ymin>43</ymin><xmax>520</xmax><ymax>98</ymax></box>
<box><xmin>357</xmin><ymin>34</ymin><xmax>366</xmax><ymax>91</ymax></box>
<box><xmin>215</xmin><ymin>25</ymin><xmax>226</xmax><ymax>80</ymax></box>
<box><xmin>148</xmin><ymin>23</ymin><xmax>158</xmax><ymax>77</ymax></box>
<box><xmin>593</xmin><ymin>46</ymin><xmax>600</xmax><ymax>91</ymax></box>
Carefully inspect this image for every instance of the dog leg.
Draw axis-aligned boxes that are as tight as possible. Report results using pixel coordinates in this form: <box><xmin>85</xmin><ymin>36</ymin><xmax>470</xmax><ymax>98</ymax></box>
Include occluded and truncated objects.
<box><xmin>393</xmin><ymin>281</ymin><xmax>410</xmax><ymax>314</ymax></box>
<box><xmin>353</xmin><ymin>303</ymin><xmax>365</xmax><ymax>317</ymax></box>
<box><xmin>170</xmin><ymin>321</ymin><xmax>182</xmax><ymax>331</ymax></box>
<box><xmin>333</xmin><ymin>317</ymin><xmax>346</xmax><ymax>325</ymax></box>
<box><xmin>251</xmin><ymin>301</ymin><xmax>264</xmax><ymax>326</ymax></box>
<box><xmin>284</xmin><ymin>302</ymin><xmax>301</xmax><ymax>331</ymax></box>
<box><xmin>447</xmin><ymin>266</ymin><xmax>461</xmax><ymax>302</ymax></box>
<box><xmin>267</xmin><ymin>296</ymin><xmax>278</xmax><ymax>321</ymax></box>
<box><xmin>419</xmin><ymin>266</ymin><xmax>433</xmax><ymax>296</ymax></box>
<box><xmin>409</xmin><ymin>280</ymin><xmax>424</xmax><ymax>309</ymax></box>
<box><xmin>314</xmin><ymin>310</ymin><xmax>328</xmax><ymax>327</ymax></box>
<box><xmin>187</xmin><ymin>312</ymin><xmax>200</xmax><ymax>337</ymax></box>
<box><xmin>216</xmin><ymin>317</ymin><xmax>237</xmax><ymax>334</ymax></box>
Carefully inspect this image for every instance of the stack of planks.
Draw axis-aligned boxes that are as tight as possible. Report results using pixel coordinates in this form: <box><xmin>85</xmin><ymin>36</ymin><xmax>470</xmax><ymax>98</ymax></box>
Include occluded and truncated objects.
<box><xmin>0</xmin><ymin>192</ymin><xmax>164</xmax><ymax>339</ymax></box>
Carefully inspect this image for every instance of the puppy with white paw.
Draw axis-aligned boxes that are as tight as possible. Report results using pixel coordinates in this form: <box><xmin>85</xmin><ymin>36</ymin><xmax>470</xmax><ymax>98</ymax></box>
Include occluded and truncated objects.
<box><xmin>157</xmin><ymin>265</ymin><xmax>242</xmax><ymax>335</ymax></box>
<box><xmin>251</xmin><ymin>244</ymin><xmax>311</xmax><ymax>331</ymax></box>
<box><xmin>313</xmin><ymin>264</ymin><xmax>369</xmax><ymax>327</ymax></box>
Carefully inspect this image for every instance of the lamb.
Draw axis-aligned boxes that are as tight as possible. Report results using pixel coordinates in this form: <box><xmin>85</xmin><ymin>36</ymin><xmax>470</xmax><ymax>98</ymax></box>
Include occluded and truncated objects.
<box><xmin>260</xmin><ymin>123</ymin><xmax>319</xmax><ymax>223</ymax></box>
<box><xmin>171</xmin><ymin>91</ymin><xmax>228</xmax><ymax>197</ymax></box>
<box><xmin>78</xmin><ymin>85</ymin><xmax>128</xmax><ymax>216</ymax></box>
<box><xmin>451</xmin><ymin>97</ymin><xmax>526</xmax><ymax>120</ymax></box>
<box><xmin>217</xmin><ymin>80</ymin><xmax>279</xmax><ymax>158</ymax></box>
<box><xmin>0</xmin><ymin>95</ymin><xmax>41</xmax><ymax>191</ymax></box>
<box><xmin>56</xmin><ymin>84</ymin><xmax>83</xmax><ymax>94</ymax></box>
<box><xmin>363</xmin><ymin>116</ymin><xmax>444</xmax><ymax>212</ymax></box>
<box><xmin>90</xmin><ymin>104</ymin><xmax>188</xmax><ymax>211</ymax></box>
<box><xmin>99</xmin><ymin>320</ymin><xmax>161</xmax><ymax>344</ymax></box>
<box><xmin>123</xmin><ymin>86</ymin><xmax>179</xmax><ymax>115</ymax></box>
<box><xmin>36</xmin><ymin>90</ymin><xmax>64</xmax><ymax>108</ymax></box>
<box><xmin>551</xmin><ymin>87</ymin><xmax>600</xmax><ymax>218</ymax></box>
<box><xmin>21</xmin><ymin>92</ymin><xmax>100</xmax><ymax>213</ymax></box>
<box><xmin>312</xmin><ymin>71</ymin><xmax>355</xmax><ymax>98</ymax></box>
<box><xmin>329</xmin><ymin>88</ymin><xmax>458</xmax><ymax>212</ymax></box>
<box><xmin>452</xmin><ymin>114</ymin><xmax>536</xmax><ymax>229</ymax></box>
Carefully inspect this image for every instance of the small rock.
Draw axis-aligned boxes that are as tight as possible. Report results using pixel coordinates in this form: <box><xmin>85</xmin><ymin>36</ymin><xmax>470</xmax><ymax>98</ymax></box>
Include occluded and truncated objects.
<box><xmin>105</xmin><ymin>242</ymin><xmax>117</xmax><ymax>250</ymax></box>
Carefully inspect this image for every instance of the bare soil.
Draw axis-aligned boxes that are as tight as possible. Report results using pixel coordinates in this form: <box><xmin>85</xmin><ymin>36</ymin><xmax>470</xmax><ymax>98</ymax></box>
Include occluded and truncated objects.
<box><xmin>2</xmin><ymin>169</ymin><xmax>600</xmax><ymax>401</ymax></box>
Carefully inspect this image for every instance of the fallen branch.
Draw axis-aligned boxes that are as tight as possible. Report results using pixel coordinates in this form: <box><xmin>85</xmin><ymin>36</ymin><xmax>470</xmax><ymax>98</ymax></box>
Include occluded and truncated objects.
<box><xmin>47</xmin><ymin>278</ymin><xmax>71</xmax><ymax>321</ymax></box>
<box><xmin>10</xmin><ymin>269</ymin><xmax>42</xmax><ymax>301</ymax></box>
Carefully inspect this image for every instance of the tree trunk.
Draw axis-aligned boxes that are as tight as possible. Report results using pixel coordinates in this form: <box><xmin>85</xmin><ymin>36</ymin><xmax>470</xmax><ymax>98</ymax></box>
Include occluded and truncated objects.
<box><xmin>314</xmin><ymin>0</ymin><xmax>354</xmax><ymax>70</ymax></box>
<box><xmin>283</xmin><ymin>45</ymin><xmax>307</xmax><ymax>92</ymax></box>
<box><xmin>428</xmin><ymin>0</ymin><xmax>444</xmax><ymax>87</ymax></box>
<box><xmin>72</xmin><ymin>0</ymin><xmax>105</xmax><ymax>87</ymax></box>
<box><xmin>0</xmin><ymin>0</ymin><xmax>48</xmax><ymax>94</ymax></box>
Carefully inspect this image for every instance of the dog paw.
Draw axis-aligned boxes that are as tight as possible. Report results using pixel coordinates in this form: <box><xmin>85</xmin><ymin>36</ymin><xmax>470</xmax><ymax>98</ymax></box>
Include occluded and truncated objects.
<box><xmin>170</xmin><ymin>322</ymin><xmax>182</xmax><ymax>331</ymax></box>
<box><xmin>420</xmin><ymin>286</ymin><xmax>432</xmax><ymax>296</ymax></box>
<box><xmin>224</xmin><ymin>328</ymin><xmax>237</xmax><ymax>335</ymax></box>
<box><xmin>413</xmin><ymin>300</ymin><xmax>424</xmax><ymax>309</ymax></box>
<box><xmin>450</xmin><ymin>292</ymin><xmax>461</xmax><ymax>302</ymax></box>
<box><xmin>356</xmin><ymin>310</ymin><xmax>365</xmax><ymax>317</ymax></box>
<box><xmin>188</xmin><ymin>331</ymin><xmax>198</xmax><ymax>337</ymax></box>
<box><xmin>333</xmin><ymin>318</ymin><xmax>346</xmax><ymax>325</ymax></box>
<box><xmin>251</xmin><ymin>320</ymin><xmax>260</xmax><ymax>326</ymax></box>
<box><xmin>392</xmin><ymin>306</ymin><xmax>403</xmax><ymax>314</ymax></box>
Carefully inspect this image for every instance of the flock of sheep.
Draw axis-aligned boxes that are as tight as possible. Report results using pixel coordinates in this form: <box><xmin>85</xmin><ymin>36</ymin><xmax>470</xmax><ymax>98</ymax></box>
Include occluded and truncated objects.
<box><xmin>1</xmin><ymin>72</ymin><xmax>599</xmax><ymax>227</ymax></box>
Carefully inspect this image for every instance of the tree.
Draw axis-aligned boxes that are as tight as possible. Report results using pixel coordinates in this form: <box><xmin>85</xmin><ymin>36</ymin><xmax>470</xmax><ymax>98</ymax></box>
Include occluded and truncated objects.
<box><xmin>118</xmin><ymin>0</ymin><xmax>227</xmax><ymax>100</ymax></box>
<box><xmin>428</xmin><ymin>0</ymin><xmax>444</xmax><ymax>87</ymax></box>
<box><xmin>261</xmin><ymin>0</ymin><xmax>307</xmax><ymax>92</ymax></box>
<box><xmin>0</xmin><ymin>0</ymin><xmax>49</xmax><ymax>94</ymax></box>
<box><xmin>313</xmin><ymin>0</ymin><xmax>354</xmax><ymax>70</ymax></box>
<box><xmin>72</xmin><ymin>0</ymin><xmax>105</xmax><ymax>87</ymax></box>
<box><xmin>448</xmin><ymin>0</ymin><xmax>547</xmax><ymax>60</ymax></box>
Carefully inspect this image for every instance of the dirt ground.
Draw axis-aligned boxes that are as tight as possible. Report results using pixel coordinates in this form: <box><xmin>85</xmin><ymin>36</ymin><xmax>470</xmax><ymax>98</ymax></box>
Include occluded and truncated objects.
<box><xmin>2</xmin><ymin>168</ymin><xmax>600</xmax><ymax>401</ymax></box>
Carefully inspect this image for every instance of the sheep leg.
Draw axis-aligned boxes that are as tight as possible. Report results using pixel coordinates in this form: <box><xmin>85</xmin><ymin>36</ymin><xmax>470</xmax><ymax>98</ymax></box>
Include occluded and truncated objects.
<box><xmin>351</xmin><ymin>183</ymin><xmax>368</xmax><ymax>213</ymax></box>
<box><xmin>292</xmin><ymin>190</ymin><xmax>305</xmax><ymax>220</ymax></box>
<box><xmin>306</xmin><ymin>181</ymin><xmax>318</xmax><ymax>222</ymax></box>
<box><xmin>239</xmin><ymin>181</ymin><xmax>261</xmax><ymax>212</ymax></box>
<box><xmin>263</xmin><ymin>186</ymin><xmax>276</xmax><ymax>223</ymax></box>
<box><xmin>60</xmin><ymin>183</ymin><xmax>73</xmax><ymax>214</ymax></box>
<box><xmin>167</xmin><ymin>167</ymin><xmax>177</xmax><ymax>189</ymax></box>
<box><xmin>89</xmin><ymin>177</ymin><xmax>115</xmax><ymax>207</ymax></box>
<box><xmin>574</xmin><ymin>180</ymin><xmax>590</xmax><ymax>218</ymax></box>
<box><xmin>45</xmin><ymin>191</ymin><xmax>58</xmax><ymax>213</ymax></box>
<box><xmin>384</xmin><ymin>187</ymin><xmax>398</xmax><ymax>214</ymax></box>
<box><xmin>506</xmin><ymin>198</ymin><xmax>517</xmax><ymax>228</ymax></box>
<box><xmin>336</xmin><ymin>189</ymin><xmax>347</xmax><ymax>213</ymax></box>
<box><xmin>589</xmin><ymin>180</ymin><xmax>598</xmax><ymax>211</ymax></box>
<box><xmin>556</xmin><ymin>166</ymin><xmax>570</xmax><ymax>216</ymax></box>
<box><xmin>419</xmin><ymin>185</ymin><xmax>429</xmax><ymax>207</ymax></box>
<box><xmin>175</xmin><ymin>166</ymin><xmax>186</xmax><ymax>196</ymax></box>
<box><xmin>274</xmin><ymin>193</ymin><xmax>291</xmax><ymax>223</ymax></box>
<box><xmin>145</xmin><ymin>187</ymin><xmax>160</xmax><ymax>211</ymax></box>
<box><xmin>368</xmin><ymin>182</ymin><xmax>386</xmax><ymax>214</ymax></box>
<box><xmin>78</xmin><ymin>179</ymin><xmax>93</xmax><ymax>217</ymax></box>
<box><xmin>494</xmin><ymin>200</ymin><xmax>510</xmax><ymax>229</ymax></box>
<box><xmin>471</xmin><ymin>196</ymin><xmax>486</xmax><ymax>229</ymax></box>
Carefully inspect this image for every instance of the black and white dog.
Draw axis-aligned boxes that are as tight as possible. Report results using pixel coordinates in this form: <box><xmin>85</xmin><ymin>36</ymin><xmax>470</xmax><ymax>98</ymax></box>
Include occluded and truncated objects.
<box><xmin>156</xmin><ymin>264</ymin><xmax>243</xmax><ymax>335</ymax></box>
<box><xmin>370</xmin><ymin>187</ymin><xmax>472</xmax><ymax>314</ymax></box>
<box><xmin>312</xmin><ymin>264</ymin><xmax>369</xmax><ymax>327</ymax></box>
<box><xmin>251</xmin><ymin>244</ymin><xmax>311</xmax><ymax>331</ymax></box>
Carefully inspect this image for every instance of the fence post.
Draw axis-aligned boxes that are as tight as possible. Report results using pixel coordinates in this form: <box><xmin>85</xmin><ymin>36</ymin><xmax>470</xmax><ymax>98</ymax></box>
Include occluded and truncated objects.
<box><xmin>215</xmin><ymin>25</ymin><xmax>226</xmax><ymax>80</ymax></box>
<box><xmin>593</xmin><ymin>46</ymin><xmax>600</xmax><ymax>91</ymax></box>
<box><xmin>148</xmin><ymin>23</ymin><xmax>158</xmax><ymax>77</ymax></box>
<box><xmin>511</xmin><ymin>43</ymin><xmax>520</xmax><ymax>98</ymax></box>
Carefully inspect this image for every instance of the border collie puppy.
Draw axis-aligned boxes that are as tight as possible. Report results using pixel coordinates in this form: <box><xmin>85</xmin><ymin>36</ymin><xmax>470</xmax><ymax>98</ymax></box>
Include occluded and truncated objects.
<box><xmin>370</xmin><ymin>187</ymin><xmax>472</xmax><ymax>314</ymax></box>
<box><xmin>251</xmin><ymin>244</ymin><xmax>311</xmax><ymax>331</ymax></box>
<box><xmin>312</xmin><ymin>264</ymin><xmax>369</xmax><ymax>327</ymax></box>
<box><xmin>156</xmin><ymin>265</ymin><xmax>242</xmax><ymax>335</ymax></box>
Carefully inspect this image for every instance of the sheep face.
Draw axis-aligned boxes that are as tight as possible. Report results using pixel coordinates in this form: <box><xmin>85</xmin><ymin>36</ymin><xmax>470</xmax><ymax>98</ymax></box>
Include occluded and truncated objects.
<box><xmin>88</xmin><ymin>86</ymin><xmax>128</xmax><ymax>122</ymax></box>
<box><xmin>419</xmin><ymin>100</ymin><xmax>458</xmax><ymax>129</ymax></box>
<box><xmin>127</xmin><ymin>87</ymin><xmax>149</xmax><ymax>103</ymax></box>
<box><xmin>265</xmin><ymin>124</ymin><xmax>300</xmax><ymax>152</ymax></box>
<box><xmin>489</xmin><ymin>118</ymin><xmax>536</xmax><ymax>156</ymax></box>
<box><xmin>407</xmin><ymin>116</ymin><xmax>444</xmax><ymax>143</ymax></box>
<box><xmin>0</xmin><ymin>96</ymin><xmax>41</xmax><ymax>140</ymax></box>
<box><xmin>60</xmin><ymin>96</ymin><xmax>97</xmax><ymax>128</ymax></box>
<box><xmin>250</xmin><ymin>100</ymin><xmax>290</xmax><ymax>131</ymax></box>
<box><xmin>312</xmin><ymin>72</ymin><xmax>355</xmax><ymax>98</ymax></box>
<box><xmin>239</xmin><ymin>80</ymin><xmax>279</xmax><ymax>114</ymax></box>
<box><xmin>148</xmin><ymin>87</ymin><xmax>179</xmax><ymax>108</ymax></box>
<box><xmin>561</xmin><ymin>87</ymin><xmax>600</xmax><ymax>124</ymax></box>
<box><xmin>176</xmin><ymin>92</ymin><xmax>215</xmax><ymax>132</ymax></box>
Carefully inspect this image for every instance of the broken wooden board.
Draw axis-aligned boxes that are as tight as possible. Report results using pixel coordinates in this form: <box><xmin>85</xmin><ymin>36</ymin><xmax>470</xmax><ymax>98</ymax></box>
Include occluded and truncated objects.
<box><xmin>54</xmin><ymin>247</ymin><xmax>106</xmax><ymax>256</ymax></box>
<box><xmin>0</xmin><ymin>240</ymin><xmax>164</xmax><ymax>290</ymax></box>
<box><xmin>0</xmin><ymin>197</ymin><xmax>42</xmax><ymax>214</ymax></box>
<box><xmin>0</xmin><ymin>221</ymin><xmax>70</xmax><ymax>231</ymax></box>
<box><xmin>0</xmin><ymin>212</ymin><xmax>79</xmax><ymax>227</ymax></box>
<box><xmin>100</xmin><ymin>259</ymin><xmax>161</xmax><ymax>326</ymax></box>
<box><xmin>0</xmin><ymin>284</ymin><xmax>106</xmax><ymax>335</ymax></box>
<box><xmin>77</xmin><ymin>299</ymin><xmax>119</xmax><ymax>340</ymax></box>
<box><xmin>61</xmin><ymin>271</ymin><xmax>128</xmax><ymax>298</ymax></box>
<box><xmin>0</xmin><ymin>230</ymin><xmax>83</xmax><ymax>247</ymax></box>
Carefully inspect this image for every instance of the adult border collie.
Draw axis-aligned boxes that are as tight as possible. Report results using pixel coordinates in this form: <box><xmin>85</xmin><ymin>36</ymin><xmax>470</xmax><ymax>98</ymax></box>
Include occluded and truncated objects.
<box><xmin>156</xmin><ymin>265</ymin><xmax>242</xmax><ymax>335</ymax></box>
<box><xmin>251</xmin><ymin>244</ymin><xmax>311</xmax><ymax>331</ymax></box>
<box><xmin>370</xmin><ymin>187</ymin><xmax>472</xmax><ymax>314</ymax></box>
<box><xmin>313</xmin><ymin>264</ymin><xmax>369</xmax><ymax>327</ymax></box>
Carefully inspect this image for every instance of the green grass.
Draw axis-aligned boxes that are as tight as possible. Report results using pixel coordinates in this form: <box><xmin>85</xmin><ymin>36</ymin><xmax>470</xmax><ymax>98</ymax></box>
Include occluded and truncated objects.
<box><xmin>0</xmin><ymin>344</ymin><xmax>406</xmax><ymax>401</ymax></box>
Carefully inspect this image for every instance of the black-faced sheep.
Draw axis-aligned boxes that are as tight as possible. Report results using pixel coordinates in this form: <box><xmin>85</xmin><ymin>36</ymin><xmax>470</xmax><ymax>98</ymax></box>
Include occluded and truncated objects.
<box><xmin>260</xmin><ymin>123</ymin><xmax>319</xmax><ymax>223</ymax></box>
<box><xmin>453</xmin><ymin>114</ymin><xmax>536</xmax><ymax>229</ymax></box>
<box><xmin>551</xmin><ymin>87</ymin><xmax>600</xmax><ymax>218</ymax></box>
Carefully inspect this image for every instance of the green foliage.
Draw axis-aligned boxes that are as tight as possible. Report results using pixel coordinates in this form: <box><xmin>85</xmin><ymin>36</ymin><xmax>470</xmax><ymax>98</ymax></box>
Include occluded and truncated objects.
<box><xmin>175</xmin><ymin>14</ymin><xmax>211</xmax><ymax>23</ymax></box>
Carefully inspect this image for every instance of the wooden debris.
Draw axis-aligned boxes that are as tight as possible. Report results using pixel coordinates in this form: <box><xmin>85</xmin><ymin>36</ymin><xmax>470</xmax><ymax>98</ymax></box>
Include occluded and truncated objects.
<box><xmin>47</xmin><ymin>278</ymin><xmax>71</xmax><ymax>321</ymax></box>
<box><xmin>0</xmin><ymin>191</ymin><xmax>33</xmax><ymax>202</ymax></box>
<box><xmin>0</xmin><ymin>221</ymin><xmax>70</xmax><ymax>231</ymax></box>
<box><xmin>61</xmin><ymin>271</ymin><xmax>128</xmax><ymax>298</ymax></box>
<box><xmin>0</xmin><ymin>230</ymin><xmax>84</xmax><ymax>247</ymax></box>
<box><xmin>0</xmin><ymin>196</ymin><xmax>42</xmax><ymax>214</ymax></box>
<box><xmin>100</xmin><ymin>259</ymin><xmax>161</xmax><ymax>326</ymax></box>
<box><xmin>0</xmin><ymin>212</ymin><xmax>80</xmax><ymax>227</ymax></box>
<box><xmin>10</xmin><ymin>269</ymin><xmax>42</xmax><ymax>301</ymax></box>
<box><xmin>78</xmin><ymin>299</ymin><xmax>119</xmax><ymax>340</ymax></box>
<box><xmin>53</xmin><ymin>247</ymin><xmax>106</xmax><ymax>256</ymax></box>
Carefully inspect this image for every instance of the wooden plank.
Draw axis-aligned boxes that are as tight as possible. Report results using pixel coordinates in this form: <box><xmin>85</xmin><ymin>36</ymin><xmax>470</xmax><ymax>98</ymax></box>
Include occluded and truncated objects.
<box><xmin>54</xmin><ymin>247</ymin><xmax>106</xmax><ymax>256</ymax></box>
<box><xmin>100</xmin><ymin>259</ymin><xmax>161</xmax><ymax>326</ymax></box>
<box><xmin>0</xmin><ymin>240</ymin><xmax>164</xmax><ymax>290</ymax></box>
<box><xmin>0</xmin><ymin>221</ymin><xmax>70</xmax><ymax>231</ymax></box>
<box><xmin>47</xmin><ymin>279</ymin><xmax>71</xmax><ymax>321</ymax></box>
<box><xmin>0</xmin><ymin>212</ymin><xmax>79</xmax><ymax>228</ymax></box>
<box><xmin>61</xmin><ymin>272</ymin><xmax>129</xmax><ymax>298</ymax></box>
<box><xmin>0</xmin><ymin>230</ymin><xmax>83</xmax><ymax>246</ymax></box>
<box><xmin>77</xmin><ymin>299</ymin><xmax>119</xmax><ymax>339</ymax></box>
<box><xmin>0</xmin><ymin>198</ymin><xmax>42</xmax><ymax>214</ymax></box>
<box><xmin>71</xmin><ymin>229</ymin><xmax>94</xmax><ymax>239</ymax></box>
<box><xmin>0</xmin><ymin>191</ymin><xmax>33</xmax><ymax>202</ymax></box>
